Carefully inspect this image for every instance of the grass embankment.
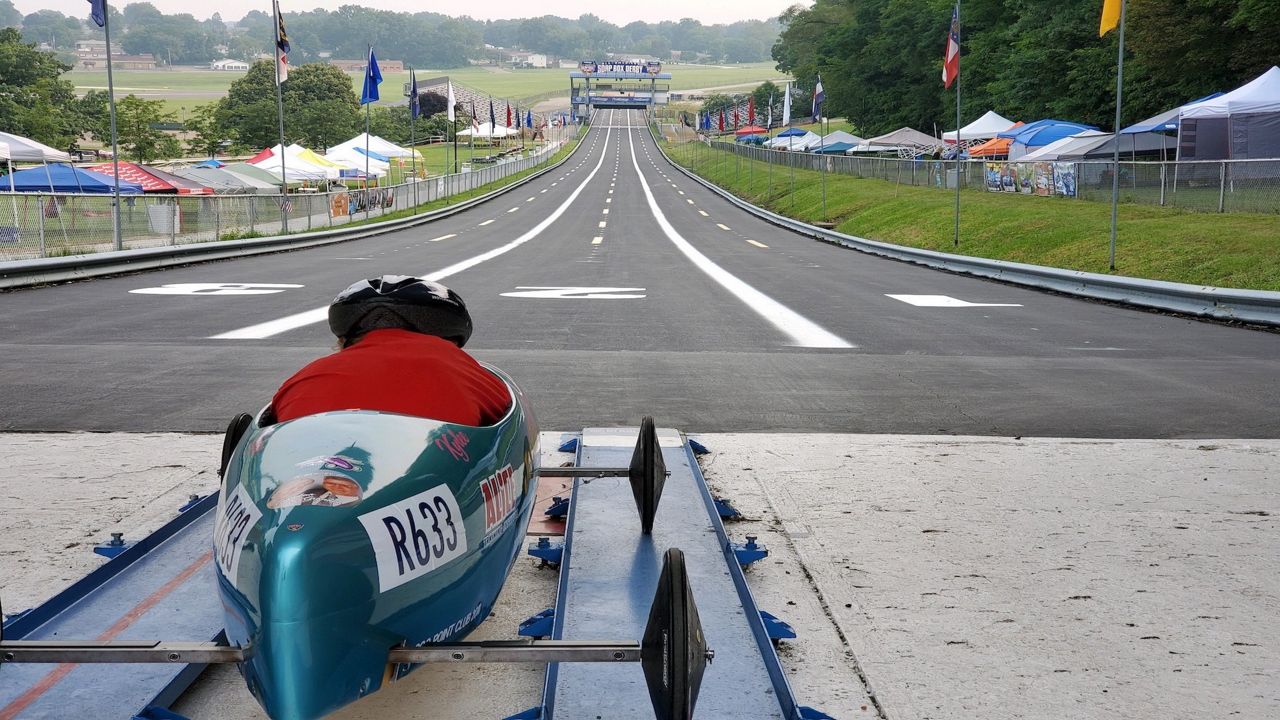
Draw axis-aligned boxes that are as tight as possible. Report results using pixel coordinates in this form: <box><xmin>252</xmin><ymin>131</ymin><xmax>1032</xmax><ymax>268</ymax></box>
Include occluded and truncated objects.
<box><xmin>662</xmin><ymin>140</ymin><xmax>1280</xmax><ymax>291</ymax></box>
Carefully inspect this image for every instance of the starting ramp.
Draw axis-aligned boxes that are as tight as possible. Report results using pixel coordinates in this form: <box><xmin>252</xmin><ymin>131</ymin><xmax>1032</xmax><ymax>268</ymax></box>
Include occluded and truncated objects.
<box><xmin>518</xmin><ymin>425</ymin><xmax>827</xmax><ymax>720</ymax></box>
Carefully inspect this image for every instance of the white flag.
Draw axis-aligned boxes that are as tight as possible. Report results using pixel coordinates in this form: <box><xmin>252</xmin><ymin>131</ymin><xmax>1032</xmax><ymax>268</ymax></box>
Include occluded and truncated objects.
<box><xmin>447</xmin><ymin>81</ymin><xmax>456</xmax><ymax>122</ymax></box>
<box><xmin>781</xmin><ymin>83</ymin><xmax>792</xmax><ymax>126</ymax></box>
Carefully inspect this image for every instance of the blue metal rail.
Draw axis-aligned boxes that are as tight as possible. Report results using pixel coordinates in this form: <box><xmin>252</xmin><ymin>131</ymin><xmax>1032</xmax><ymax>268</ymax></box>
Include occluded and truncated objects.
<box><xmin>0</xmin><ymin>495</ymin><xmax>222</xmax><ymax>720</ymax></box>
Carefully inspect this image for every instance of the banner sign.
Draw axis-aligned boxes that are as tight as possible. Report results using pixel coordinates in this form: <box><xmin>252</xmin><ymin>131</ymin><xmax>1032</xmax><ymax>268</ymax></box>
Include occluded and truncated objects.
<box><xmin>984</xmin><ymin>162</ymin><xmax>1076</xmax><ymax>197</ymax></box>
<box><xmin>578</xmin><ymin>60</ymin><xmax>662</xmax><ymax>75</ymax></box>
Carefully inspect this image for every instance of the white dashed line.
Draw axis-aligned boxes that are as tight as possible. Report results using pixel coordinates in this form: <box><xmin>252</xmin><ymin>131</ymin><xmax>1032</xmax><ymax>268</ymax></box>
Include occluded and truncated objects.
<box><xmin>598</xmin><ymin>221</ymin><xmax>607</xmax><ymax>228</ymax></box>
<box><xmin>716</xmin><ymin>223</ymin><xmax>731</xmax><ymax>231</ymax></box>
<box><xmin>746</xmin><ymin>239</ymin><xmax>769</xmax><ymax>248</ymax></box>
<box><xmin>698</xmin><ymin>210</ymin><xmax>709</xmax><ymax>217</ymax></box>
<box><xmin>428</xmin><ymin>234</ymin><xmax>456</xmax><ymax>242</ymax></box>
<box><xmin>592</xmin><ymin>236</ymin><xmax>603</xmax><ymax>245</ymax></box>
<box><xmin>479</xmin><ymin>219</ymin><xmax>495</xmax><ymax>226</ymax></box>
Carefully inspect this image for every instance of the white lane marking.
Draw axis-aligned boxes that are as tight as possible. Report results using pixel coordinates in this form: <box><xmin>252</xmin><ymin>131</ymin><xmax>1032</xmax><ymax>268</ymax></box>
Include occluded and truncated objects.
<box><xmin>602</xmin><ymin>209</ymin><xmax>609</xmax><ymax>214</ymax></box>
<box><xmin>501</xmin><ymin>286</ymin><xmax>645</xmax><ymax>299</ymax></box>
<box><xmin>608</xmin><ymin>189</ymin><xmax>613</xmax><ymax>194</ymax></box>
<box><xmin>552</xmin><ymin>182</ymin><xmax>558</xmax><ymax>186</ymax></box>
<box><xmin>540</xmin><ymin>188</ymin><xmax>548</xmax><ymax>193</ymax></box>
<box><xmin>716</xmin><ymin>223</ymin><xmax>730</xmax><ymax>231</ymax></box>
<box><xmin>686</xmin><ymin>199</ymin><xmax>695</xmax><ymax>205</ymax></box>
<box><xmin>886</xmin><ymin>295</ymin><xmax>1023</xmax><ymax>307</ymax></box>
<box><xmin>678</xmin><ymin>191</ymin><xmax>685</xmax><ymax>195</ymax></box>
<box><xmin>625</xmin><ymin>129</ymin><xmax>852</xmax><ymax>349</ymax></box>
<box><xmin>698</xmin><ymin>210</ymin><xmax>709</xmax><ymax>217</ymax></box>
<box><xmin>592</xmin><ymin>237</ymin><xmax>603</xmax><ymax>245</ymax></box>
<box><xmin>131</xmin><ymin>283</ymin><xmax>302</xmax><ymax>296</ymax></box>
<box><xmin>428</xmin><ymin>234</ymin><xmax>456</xmax><ymax>242</ymax></box>
<box><xmin>746</xmin><ymin>239</ymin><xmax>769</xmax><ymax>248</ymax></box>
<box><xmin>507</xmin><ymin>207</ymin><xmax>519</xmax><ymax>213</ymax></box>
<box><xmin>606</xmin><ymin>198</ymin><xmax>612</xmax><ymax>203</ymax></box>
<box><xmin>526</xmin><ymin>197</ymin><xmax>535</xmax><ymax>202</ymax></box>
<box><xmin>479</xmin><ymin>219</ymin><xmax>496</xmax><ymax>226</ymax></box>
<box><xmin>212</xmin><ymin>125</ymin><xmax>615</xmax><ymax>340</ymax></box>
<box><xmin>598</xmin><ymin>221</ymin><xmax>607</xmax><ymax>228</ymax></box>
<box><xmin>332</xmin><ymin>257</ymin><xmax>370</xmax><ymax>260</ymax></box>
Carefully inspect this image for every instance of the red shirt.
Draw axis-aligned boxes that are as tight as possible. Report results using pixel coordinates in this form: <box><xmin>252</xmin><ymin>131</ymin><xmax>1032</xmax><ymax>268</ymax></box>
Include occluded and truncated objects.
<box><xmin>272</xmin><ymin>329</ymin><xmax>511</xmax><ymax>426</ymax></box>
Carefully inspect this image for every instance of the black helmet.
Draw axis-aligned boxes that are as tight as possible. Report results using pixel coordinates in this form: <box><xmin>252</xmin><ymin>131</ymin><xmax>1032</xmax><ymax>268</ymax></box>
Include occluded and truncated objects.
<box><xmin>328</xmin><ymin>275</ymin><xmax>473</xmax><ymax>346</ymax></box>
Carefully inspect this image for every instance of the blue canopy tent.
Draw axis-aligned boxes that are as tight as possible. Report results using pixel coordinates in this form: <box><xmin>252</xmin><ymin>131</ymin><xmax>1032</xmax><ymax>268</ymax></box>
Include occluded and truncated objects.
<box><xmin>353</xmin><ymin>146</ymin><xmax>391</xmax><ymax>163</ymax></box>
<box><xmin>735</xmin><ymin>134</ymin><xmax>767</xmax><ymax>144</ymax></box>
<box><xmin>1122</xmin><ymin>93</ymin><xmax>1223</xmax><ymax>135</ymax></box>
<box><xmin>1002</xmin><ymin>120</ymin><xmax>1098</xmax><ymax>159</ymax></box>
<box><xmin>194</xmin><ymin>159</ymin><xmax>226</xmax><ymax>168</ymax></box>
<box><xmin>813</xmin><ymin>141</ymin><xmax>854</xmax><ymax>154</ymax></box>
<box><xmin>5</xmin><ymin>164</ymin><xmax>144</xmax><ymax>194</ymax></box>
<box><xmin>776</xmin><ymin>127</ymin><xmax>807</xmax><ymax>138</ymax></box>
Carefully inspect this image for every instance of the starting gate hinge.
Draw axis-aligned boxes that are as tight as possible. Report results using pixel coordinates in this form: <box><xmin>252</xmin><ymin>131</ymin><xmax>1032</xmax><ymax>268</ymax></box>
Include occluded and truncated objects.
<box><xmin>544</xmin><ymin>495</ymin><xmax>570</xmax><ymax>519</ymax></box>
<box><xmin>178</xmin><ymin>494</ymin><xmax>203</xmax><ymax>513</ymax></box>
<box><xmin>93</xmin><ymin>532</ymin><xmax>133</xmax><ymax>559</ymax></box>
<box><xmin>518</xmin><ymin>608</ymin><xmax>555</xmax><ymax>638</ymax></box>
<box><xmin>730</xmin><ymin>535</ymin><xmax>768</xmax><ymax>567</ymax></box>
<box><xmin>528</xmin><ymin>537</ymin><xmax>564</xmax><ymax>567</ymax></box>
<box><xmin>797</xmin><ymin>707</ymin><xmax>837</xmax><ymax>720</ymax></box>
<box><xmin>759</xmin><ymin>610</ymin><xmax>796</xmax><ymax>641</ymax></box>
<box><xmin>503</xmin><ymin>708</ymin><xmax>542</xmax><ymax>720</ymax></box>
<box><xmin>558</xmin><ymin>437</ymin><xmax>579</xmax><ymax>453</ymax></box>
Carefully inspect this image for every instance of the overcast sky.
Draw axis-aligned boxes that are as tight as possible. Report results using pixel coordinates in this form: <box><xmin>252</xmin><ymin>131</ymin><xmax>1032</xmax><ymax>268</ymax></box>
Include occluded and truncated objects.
<box><xmin>18</xmin><ymin>0</ymin><xmax>803</xmax><ymax>26</ymax></box>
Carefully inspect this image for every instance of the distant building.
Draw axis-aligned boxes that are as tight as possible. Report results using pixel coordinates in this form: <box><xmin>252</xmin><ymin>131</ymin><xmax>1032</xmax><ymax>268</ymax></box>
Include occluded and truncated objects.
<box><xmin>210</xmin><ymin>58</ymin><xmax>250</xmax><ymax>71</ymax></box>
<box><xmin>503</xmin><ymin>50</ymin><xmax>547</xmax><ymax>68</ymax></box>
<box><xmin>331</xmin><ymin>58</ymin><xmax>404</xmax><ymax>73</ymax></box>
<box><xmin>78</xmin><ymin>53</ymin><xmax>157</xmax><ymax>70</ymax></box>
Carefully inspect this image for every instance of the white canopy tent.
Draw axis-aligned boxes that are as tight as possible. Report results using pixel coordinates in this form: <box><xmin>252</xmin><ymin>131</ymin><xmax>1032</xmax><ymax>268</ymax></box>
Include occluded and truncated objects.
<box><xmin>865</xmin><ymin>127</ymin><xmax>939</xmax><ymax>150</ymax></box>
<box><xmin>1179</xmin><ymin>66</ymin><xmax>1280</xmax><ymax>160</ymax></box>
<box><xmin>820</xmin><ymin>130</ymin><xmax>865</xmax><ymax>146</ymax></box>
<box><xmin>765</xmin><ymin>131</ymin><xmax>821</xmax><ymax>150</ymax></box>
<box><xmin>330</xmin><ymin>133</ymin><xmax>418</xmax><ymax>159</ymax></box>
<box><xmin>1018</xmin><ymin>131</ymin><xmax>1111</xmax><ymax>162</ymax></box>
<box><xmin>248</xmin><ymin>144</ymin><xmax>338</xmax><ymax>181</ymax></box>
<box><xmin>943</xmin><ymin>110</ymin><xmax>1016</xmax><ymax>142</ymax></box>
<box><xmin>457</xmin><ymin>123</ymin><xmax>520</xmax><ymax>139</ymax></box>
<box><xmin>0</xmin><ymin>131</ymin><xmax>72</xmax><ymax>162</ymax></box>
<box><xmin>325</xmin><ymin>147</ymin><xmax>389</xmax><ymax>177</ymax></box>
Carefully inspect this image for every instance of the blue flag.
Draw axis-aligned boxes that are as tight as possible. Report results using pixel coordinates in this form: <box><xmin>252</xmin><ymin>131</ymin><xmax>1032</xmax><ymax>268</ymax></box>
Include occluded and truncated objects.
<box><xmin>409</xmin><ymin>68</ymin><xmax>419</xmax><ymax>118</ymax></box>
<box><xmin>87</xmin><ymin>0</ymin><xmax>106</xmax><ymax>27</ymax></box>
<box><xmin>488</xmin><ymin>99</ymin><xmax>496</xmax><ymax>129</ymax></box>
<box><xmin>526</xmin><ymin>109</ymin><xmax>533</xmax><ymax>128</ymax></box>
<box><xmin>360</xmin><ymin>48</ymin><xmax>382</xmax><ymax>105</ymax></box>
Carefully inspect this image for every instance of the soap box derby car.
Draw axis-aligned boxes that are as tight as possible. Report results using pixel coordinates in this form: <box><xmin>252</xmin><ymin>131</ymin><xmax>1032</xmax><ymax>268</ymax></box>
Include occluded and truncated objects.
<box><xmin>1</xmin><ymin>363</ymin><xmax>710</xmax><ymax>720</ymax></box>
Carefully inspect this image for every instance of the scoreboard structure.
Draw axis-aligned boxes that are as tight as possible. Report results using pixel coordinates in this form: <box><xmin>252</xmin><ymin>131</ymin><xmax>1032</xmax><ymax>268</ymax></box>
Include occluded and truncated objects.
<box><xmin>571</xmin><ymin>60</ymin><xmax>672</xmax><ymax>120</ymax></box>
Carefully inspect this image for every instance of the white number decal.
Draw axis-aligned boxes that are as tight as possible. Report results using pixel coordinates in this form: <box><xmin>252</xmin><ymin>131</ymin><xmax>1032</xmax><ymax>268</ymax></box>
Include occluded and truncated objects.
<box><xmin>131</xmin><ymin>283</ymin><xmax>303</xmax><ymax>295</ymax></box>
<box><xmin>214</xmin><ymin>483</ymin><xmax>263</xmax><ymax>581</ymax></box>
<box><xmin>359</xmin><ymin>485</ymin><xmax>468</xmax><ymax>593</ymax></box>
<box><xmin>500</xmin><ymin>286</ymin><xmax>646</xmax><ymax>299</ymax></box>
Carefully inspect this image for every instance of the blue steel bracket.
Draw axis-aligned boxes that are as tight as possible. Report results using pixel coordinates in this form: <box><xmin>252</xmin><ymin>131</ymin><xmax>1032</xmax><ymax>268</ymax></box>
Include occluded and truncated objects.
<box><xmin>544</xmin><ymin>495</ymin><xmax>570</xmax><ymax>519</ymax></box>
<box><xmin>528</xmin><ymin>537</ymin><xmax>565</xmax><ymax>567</ymax></box>
<box><xmin>133</xmin><ymin>707</ymin><xmax>193</xmax><ymax>720</ymax></box>
<box><xmin>503</xmin><ymin>708</ymin><xmax>542</xmax><ymax>720</ymax></box>
<box><xmin>558</xmin><ymin>437</ymin><xmax>579</xmax><ymax>453</ymax></box>
<box><xmin>798</xmin><ymin>707</ymin><xmax>837</xmax><ymax>720</ymax></box>
<box><xmin>519</xmin><ymin>608</ymin><xmax>555</xmax><ymax>638</ymax></box>
<box><xmin>688</xmin><ymin>438</ymin><xmax>710</xmax><ymax>455</ymax></box>
<box><xmin>714</xmin><ymin>496</ymin><xmax>744</xmax><ymax>520</ymax></box>
<box><xmin>760</xmin><ymin>611</ymin><xmax>797</xmax><ymax>641</ymax></box>
<box><xmin>93</xmin><ymin>532</ymin><xmax>133</xmax><ymax>559</ymax></box>
<box><xmin>178</xmin><ymin>494</ymin><xmax>204</xmax><ymax>513</ymax></box>
<box><xmin>730</xmin><ymin>535</ymin><xmax>769</xmax><ymax>567</ymax></box>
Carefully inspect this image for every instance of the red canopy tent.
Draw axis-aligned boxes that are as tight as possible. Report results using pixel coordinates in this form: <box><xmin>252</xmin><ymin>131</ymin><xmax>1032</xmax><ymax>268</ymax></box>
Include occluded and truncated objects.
<box><xmin>85</xmin><ymin>161</ymin><xmax>213</xmax><ymax>194</ymax></box>
<box><xmin>735</xmin><ymin>125</ymin><xmax>767</xmax><ymax>136</ymax></box>
<box><xmin>246</xmin><ymin>147</ymin><xmax>274</xmax><ymax>164</ymax></box>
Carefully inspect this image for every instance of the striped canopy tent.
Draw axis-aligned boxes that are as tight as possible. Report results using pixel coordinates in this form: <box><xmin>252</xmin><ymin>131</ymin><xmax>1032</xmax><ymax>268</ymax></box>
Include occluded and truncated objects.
<box><xmin>85</xmin><ymin>161</ymin><xmax>213</xmax><ymax>194</ymax></box>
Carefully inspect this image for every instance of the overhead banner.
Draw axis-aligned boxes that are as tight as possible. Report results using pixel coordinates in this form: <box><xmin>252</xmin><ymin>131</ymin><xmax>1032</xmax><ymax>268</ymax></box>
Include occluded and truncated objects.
<box><xmin>578</xmin><ymin>60</ymin><xmax>662</xmax><ymax>75</ymax></box>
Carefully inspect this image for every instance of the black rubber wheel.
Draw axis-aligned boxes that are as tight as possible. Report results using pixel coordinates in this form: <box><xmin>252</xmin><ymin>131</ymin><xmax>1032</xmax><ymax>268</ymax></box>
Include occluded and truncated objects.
<box><xmin>641</xmin><ymin>548</ymin><xmax>708</xmax><ymax>720</ymax></box>
<box><xmin>628</xmin><ymin>416</ymin><xmax>667</xmax><ymax>534</ymax></box>
<box><xmin>219</xmin><ymin>413</ymin><xmax>254</xmax><ymax>479</ymax></box>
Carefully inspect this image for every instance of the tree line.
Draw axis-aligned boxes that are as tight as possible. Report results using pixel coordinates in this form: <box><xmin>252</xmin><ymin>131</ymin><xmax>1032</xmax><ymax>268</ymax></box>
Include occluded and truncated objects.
<box><xmin>0</xmin><ymin>0</ymin><xmax>779</xmax><ymax>69</ymax></box>
<box><xmin>771</xmin><ymin>0</ymin><xmax>1280</xmax><ymax>136</ymax></box>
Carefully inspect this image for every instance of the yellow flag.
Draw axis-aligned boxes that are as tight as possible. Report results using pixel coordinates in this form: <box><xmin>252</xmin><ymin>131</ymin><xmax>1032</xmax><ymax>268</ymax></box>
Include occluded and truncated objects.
<box><xmin>1100</xmin><ymin>0</ymin><xmax>1122</xmax><ymax>36</ymax></box>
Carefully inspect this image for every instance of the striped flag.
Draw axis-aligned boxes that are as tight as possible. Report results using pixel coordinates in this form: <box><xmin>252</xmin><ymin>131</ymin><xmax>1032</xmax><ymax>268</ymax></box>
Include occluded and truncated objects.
<box><xmin>273</xmin><ymin>0</ymin><xmax>290</xmax><ymax>83</ymax></box>
<box><xmin>812</xmin><ymin>74</ymin><xmax>825</xmax><ymax>121</ymax></box>
<box><xmin>942</xmin><ymin>4</ymin><xmax>959</xmax><ymax>89</ymax></box>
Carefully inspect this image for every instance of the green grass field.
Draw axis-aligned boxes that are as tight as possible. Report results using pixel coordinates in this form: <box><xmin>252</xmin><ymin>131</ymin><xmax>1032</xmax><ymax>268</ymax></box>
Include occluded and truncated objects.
<box><xmin>66</xmin><ymin>62</ymin><xmax>786</xmax><ymax>111</ymax></box>
<box><xmin>662</xmin><ymin>139</ymin><xmax>1280</xmax><ymax>291</ymax></box>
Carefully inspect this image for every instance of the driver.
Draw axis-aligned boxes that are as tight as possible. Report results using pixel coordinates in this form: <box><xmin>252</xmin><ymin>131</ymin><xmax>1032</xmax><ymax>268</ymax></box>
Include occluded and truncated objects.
<box><xmin>271</xmin><ymin>275</ymin><xmax>511</xmax><ymax>426</ymax></box>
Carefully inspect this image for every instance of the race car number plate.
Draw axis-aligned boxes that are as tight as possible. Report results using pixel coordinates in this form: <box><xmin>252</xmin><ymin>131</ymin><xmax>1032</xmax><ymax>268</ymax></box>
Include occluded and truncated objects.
<box><xmin>359</xmin><ymin>484</ymin><xmax>468</xmax><ymax>592</ymax></box>
<box><xmin>214</xmin><ymin>483</ymin><xmax>263</xmax><ymax>581</ymax></box>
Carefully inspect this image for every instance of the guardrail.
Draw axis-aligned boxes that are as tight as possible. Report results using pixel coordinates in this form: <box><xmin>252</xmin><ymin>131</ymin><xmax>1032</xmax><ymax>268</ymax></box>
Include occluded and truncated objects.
<box><xmin>653</xmin><ymin>128</ymin><xmax>1280</xmax><ymax>328</ymax></box>
<box><xmin>0</xmin><ymin>131</ymin><xmax>584</xmax><ymax>290</ymax></box>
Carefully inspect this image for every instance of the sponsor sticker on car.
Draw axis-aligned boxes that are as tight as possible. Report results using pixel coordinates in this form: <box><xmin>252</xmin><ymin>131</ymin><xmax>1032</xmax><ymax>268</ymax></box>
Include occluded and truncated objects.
<box><xmin>358</xmin><ymin>485</ymin><xmax>468</xmax><ymax>592</ymax></box>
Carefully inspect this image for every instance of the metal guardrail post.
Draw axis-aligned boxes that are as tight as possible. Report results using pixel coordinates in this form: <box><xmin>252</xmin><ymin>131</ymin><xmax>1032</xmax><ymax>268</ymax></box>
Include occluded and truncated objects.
<box><xmin>1219</xmin><ymin>162</ymin><xmax>1227</xmax><ymax>213</ymax></box>
<box><xmin>170</xmin><ymin>199</ymin><xmax>177</xmax><ymax>246</ymax></box>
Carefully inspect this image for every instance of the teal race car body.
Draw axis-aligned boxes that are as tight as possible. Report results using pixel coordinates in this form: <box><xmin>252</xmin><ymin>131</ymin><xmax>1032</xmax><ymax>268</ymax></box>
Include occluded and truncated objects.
<box><xmin>213</xmin><ymin>367</ymin><xmax>537</xmax><ymax>720</ymax></box>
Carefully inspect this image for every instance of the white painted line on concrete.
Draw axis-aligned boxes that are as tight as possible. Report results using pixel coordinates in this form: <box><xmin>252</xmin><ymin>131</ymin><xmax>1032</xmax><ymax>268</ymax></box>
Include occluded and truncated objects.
<box><xmin>886</xmin><ymin>294</ymin><xmax>1023</xmax><ymax>308</ymax></box>
<box><xmin>507</xmin><ymin>207</ymin><xmax>519</xmax><ymax>213</ymax></box>
<box><xmin>687</xmin><ymin>199</ymin><xmax>695</xmax><ymax>205</ymax></box>
<box><xmin>478</xmin><ymin>219</ymin><xmax>496</xmax><ymax>226</ymax></box>
<box><xmin>602</xmin><ymin>209</ymin><xmax>609</xmax><ymax>214</ymax></box>
<box><xmin>592</xmin><ymin>236</ymin><xmax>603</xmax><ymax>245</ymax></box>
<box><xmin>428</xmin><ymin>234</ymin><xmax>456</xmax><ymax>242</ymax></box>
<box><xmin>625</xmin><ymin>129</ymin><xmax>852</xmax><ymax>349</ymax></box>
<box><xmin>598</xmin><ymin>221</ymin><xmax>607</xmax><ymax>228</ymax></box>
<box><xmin>698</xmin><ymin>210</ymin><xmax>709</xmax><ymax>217</ymax></box>
<box><xmin>746</xmin><ymin>239</ymin><xmax>769</xmax><ymax>248</ymax></box>
<box><xmin>716</xmin><ymin>223</ymin><xmax>731</xmax><ymax>231</ymax></box>
<box><xmin>526</xmin><ymin>197</ymin><xmax>535</xmax><ymax>202</ymax></box>
<box><xmin>212</xmin><ymin>126</ymin><xmax>616</xmax><ymax>340</ymax></box>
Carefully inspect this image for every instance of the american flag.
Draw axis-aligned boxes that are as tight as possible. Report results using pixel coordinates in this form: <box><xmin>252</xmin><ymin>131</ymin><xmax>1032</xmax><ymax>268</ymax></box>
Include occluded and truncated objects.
<box><xmin>942</xmin><ymin>5</ymin><xmax>959</xmax><ymax>89</ymax></box>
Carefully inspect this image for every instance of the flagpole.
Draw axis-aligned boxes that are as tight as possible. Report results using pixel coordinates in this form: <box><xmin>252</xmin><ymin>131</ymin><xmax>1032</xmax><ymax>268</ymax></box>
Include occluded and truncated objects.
<box><xmin>1108</xmin><ymin>0</ymin><xmax>1127</xmax><ymax>271</ymax></box>
<box><xmin>953</xmin><ymin>0</ymin><xmax>962</xmax><ymax>248</ymax></box>
<box><xmin>271</xmin><ymin>0</ymin><xmax>288</xmax><ymax>233</ymax></box>
<box><xmin>409</xmin><ymin>67</ymin><xmax>417</xmax><ymax>208</ymax></box>
<box><xmin>364</xmin><ymin>45</ymin><xmax>371</xmax><ymax>221</ymax></box>
<box><xmin>102</xmin><ymin>0</ymin><xmax>122</xmax><ymax>250</ymax></box>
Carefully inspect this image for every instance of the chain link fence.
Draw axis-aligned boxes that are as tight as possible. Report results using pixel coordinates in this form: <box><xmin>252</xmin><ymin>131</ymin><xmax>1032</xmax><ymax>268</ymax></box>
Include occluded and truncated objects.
<box><xmin>0</xmin><ymin>135</ymin><xmax>574</xmax><ymax>262</ymax></box>
<box><xmin>706</xmin><ymin>141</ymin><xmax>1280</xmax><ymax>215</ymax></box>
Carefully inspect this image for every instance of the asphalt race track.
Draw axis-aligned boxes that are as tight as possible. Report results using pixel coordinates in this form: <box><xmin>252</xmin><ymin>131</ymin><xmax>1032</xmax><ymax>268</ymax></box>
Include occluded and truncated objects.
<box><xmin>2</xmin><ymin>109</ymin><xmax>1279</xmax><ymax>437</ymax></box>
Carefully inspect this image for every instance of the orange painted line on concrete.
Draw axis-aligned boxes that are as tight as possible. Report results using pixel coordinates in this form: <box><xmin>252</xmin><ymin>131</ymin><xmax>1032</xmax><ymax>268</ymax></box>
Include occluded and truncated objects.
<box><xmin>0</xmin><ymin>551</ymin><xmax>214</xmax><ymax>720</ymax></box>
